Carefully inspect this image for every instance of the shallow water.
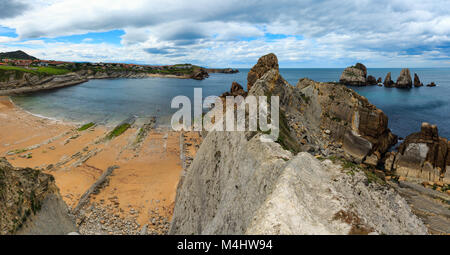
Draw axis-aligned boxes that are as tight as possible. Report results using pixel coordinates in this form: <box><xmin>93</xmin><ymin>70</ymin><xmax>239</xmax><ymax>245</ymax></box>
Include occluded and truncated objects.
<box><xmin>11</xmin><ymin>68</ymin><xmax>450</xmax><ymax>138</ymax></box>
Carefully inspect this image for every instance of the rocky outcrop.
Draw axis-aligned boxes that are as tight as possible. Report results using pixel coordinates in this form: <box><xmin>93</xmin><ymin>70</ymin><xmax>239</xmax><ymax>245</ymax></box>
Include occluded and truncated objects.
<box><xmin>170</xmin><ymin>132</ymin><xmax>427</xmax><ymax>235</ymax></box>
<box><xmin>220</xmin><ymin>81</ymin><xmax>247</xmax><ymax>98</ymax></box>
<box><xmin>191</xmin><ymin>68</ymin><xmax>209</xmax><ymax>80</ymax></box>
<box><xmin>414</xmin><ymin>73</ymin><xmax>423</xmax><ymax>87</ymax></box>
<box><xmin>0</xmin><ymin>158</ymin><xmax>77</xmax><ymax>234</ymax></box>
<box><xmin>339</xmin><ymin>63</ymin><xmax>367</xmax><ymax>86</ymax></box>
<box><xmin>377</xmin><ymin>77</ymin><xmax>382</xmax><ymax>84</ymax></box>
<box><xmin>367</xmin><ymin>75</ymin><xmax>377</xmax><ymax>85</ymax></box>
<box><xmin>206</xmin><ymin>68</ymin><xmax>239</xmax><ymax>74</ymax></box>
<box><xmin>247</xmin><ymin>53</ymin><xmax>279</xmax><ymax>91</ymax></box>
<box><xmin>427</xmin><ymin>82</ymin><xmax>436</xmax><ymax>87</ymax></box>
<box><xmin>384</xmin><ymin>72</ymin><xmax>395</xmax><ymax>87</ymax></box>
<box><xmin>0</xmin><ymin>71</ymin><xmax>88</xmax><ymax>95</ymax></box>
<box><xmin>396</xmin><ymin>68</ymin><xmax>412</xmax><ymax>88</ymax></box>
<box><xmin>391</xmin><ymin>123</ymin><xmax>449</xmax><ymax>184</ymax></box>
<box><xmin>245</xmin><ymin>54</ymin><xmax>397</xmax><ymax>166</ymax></box>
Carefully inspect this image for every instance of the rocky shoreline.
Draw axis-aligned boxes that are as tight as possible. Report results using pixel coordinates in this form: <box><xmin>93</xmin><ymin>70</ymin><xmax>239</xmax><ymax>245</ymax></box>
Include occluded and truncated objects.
<box><xmin>0</xmin><ymin>67</ymin><xmax>237</xmax><ymax>95</ymax></box>
<box><xmin>339</xmin><ymin>63</ymin><xmax>437</xmax><ymax>88</ymax></box>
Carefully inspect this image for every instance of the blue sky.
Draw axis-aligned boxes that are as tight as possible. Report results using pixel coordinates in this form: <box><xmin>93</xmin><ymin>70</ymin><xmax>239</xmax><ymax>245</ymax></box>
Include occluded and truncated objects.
<box><xmin>0</xmin><ymin>0</ymin><xmax>449</xmax><ymax>68</ymax></box>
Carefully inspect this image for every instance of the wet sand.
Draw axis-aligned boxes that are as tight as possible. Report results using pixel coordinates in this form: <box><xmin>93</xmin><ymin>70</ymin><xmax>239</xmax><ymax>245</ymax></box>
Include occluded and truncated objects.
<box><xmin>0</xmin><ymin>96</ymin><xmax>201</xmax><ymax>234</ymax></box>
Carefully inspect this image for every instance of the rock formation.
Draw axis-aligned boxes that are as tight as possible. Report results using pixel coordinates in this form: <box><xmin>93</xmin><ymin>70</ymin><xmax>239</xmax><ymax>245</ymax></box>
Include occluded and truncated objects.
<box><xmin>191</xmin><ymin>68</ymin><xmax>209</xmax><ymax>80</ymax></box>
<box><xmin>220</xmin><ymin>81</ymin><xmax>247</xmax><ymax>98</ymax></box>
<box><xmin>247</xmin><ymin>53</ymin><xmax>279</xmax><ymax>91</ymax></box>
<box><xmin>170</xmin><ymin>131</ymin><xmax>426</xmax><ymax>234</ymax></box>
<box><xmin>377</xmin><ymin>77</ymin><xmax>382</xmax><ymax>84</ymax></box>
<box><xmin>390</xmin><ymin>123</ymin><xmax>449</xmax><ymax>184</ymax></box>
<box><xmin>383</xmin><ymin>72</ymin><xmax>395</xmax><ymax>87</ymax></box>
<box><xmin>367</xmin><ymin>75</ymin><xmax>377</xmax><ymax>85</ymax></box>
<box><xmin>0</xmin><ymin>158</ymin><xmax>77</xmax><ymax>234</ymax></box>
<box><xmin>426</xmin><ymin>82</ymin><xmax>436</xmax><ymax>87</ymax></box>
<box><xmin>414</xmin><ymin>73</ymin><xmax>423</xmax><ymax>87</ymax></box>
<box><xmin>339</xmin><ymin>63</ymin><xmax>367</xmax><ymax>86</ymax></box>
<box><xmin>396</xmin><ymin>68</ymin><xmax>412</xmax><ymax>88</ymax></box>
<box><xmin>170</xmin><ymin>53</ymin><xmax>430</xmax><ymax>235</ymax></box>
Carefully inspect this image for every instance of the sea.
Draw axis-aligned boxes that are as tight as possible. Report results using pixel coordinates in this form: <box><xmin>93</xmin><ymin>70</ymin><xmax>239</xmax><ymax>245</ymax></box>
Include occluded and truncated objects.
<box><xmin>10</xmin><ymin>68</ymin><xmax>450</xmax><ymax>139</ymax></box>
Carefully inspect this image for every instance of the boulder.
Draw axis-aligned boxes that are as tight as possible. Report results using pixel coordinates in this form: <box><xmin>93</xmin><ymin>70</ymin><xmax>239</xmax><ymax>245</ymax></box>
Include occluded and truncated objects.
<box><xmin>377</xmin><ymin>77</ymin><xmax>382</xmax><ymax>84</ymax></box>
<box><xmin>339</xmin><ymin>63</ymin><xmax>367</xmax><ymax>86</ymax></box>
<box><xmin>396</xmin><ymin>68</ymin><xmax>412</xmax><ymax>88</ymax></box>
<box><xmin>383</xmin><ymin>72</ymin><xmax>395</xmax><ymax>87</ymax></box>
<box><xmin>414</xmin><ymin>73</ymin><xmax>423</xmax><ymax>87</ymax></box>
<box><xmin>247</xmin><ymin>53</ymin><xmax>279</xmax><ymax>91</ymax></box>
<box><xmin>367</xmin><ymin>75</ymin><xmax>377</xmax><ymax>85</ymax></box>
<box><xmin>426</xmin><ymin>82</ymin><xmax>436</xmax><ymax>87</ymax></box>
<box><xmin>392</xmin><ymin>122</ymin><xmax>449</xmax><ymax>183</ymax></box>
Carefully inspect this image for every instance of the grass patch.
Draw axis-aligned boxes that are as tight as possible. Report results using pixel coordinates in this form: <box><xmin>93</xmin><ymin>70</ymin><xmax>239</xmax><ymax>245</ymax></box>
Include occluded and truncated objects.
<box><xmin>106</xmin><ymin>123</ymin><xmax>131</xmax><ymax>140</ymax></box>
<box><xmin>77</xmin><ymin>122</ymin><xmax>95</xmax><ymax>131</ymax></box>
<box><xmin>0</xmin><ymin>65</ymin><xmax>71</xmax><ymax>76</ymax></box>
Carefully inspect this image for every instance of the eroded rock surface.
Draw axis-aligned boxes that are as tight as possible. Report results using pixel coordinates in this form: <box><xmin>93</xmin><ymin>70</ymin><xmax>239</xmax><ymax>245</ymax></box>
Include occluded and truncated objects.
<box><xmin>396</xmin><ymin>68</ymin><xmax>412</xmax><ymax>88</ymax></box>
<box><xmin>247</xmin><ymin>53</ymin><xmax>279</xmax><ymax>91</ymax></box>
<box><xmin>384</xmin><ymin>72</ymin><xmax>395</xmax><ymax>87</ymax></box>
<box><xmin>339</xmin><ymin>63</ymin><xmax>367</xmax><ymax>86</ymax></box>
<box><xmin>391</xmin><ymin>123</ymin><xmax>449</xmax><ymax>184</ymax></box>
<box><xmin>0</xmin><ymin>158</ymin><xmax>77</xmax><ymax>235</ymax></box>
<box><xmin>170</xmin><ymin>132</ymin><xmax>426</xmax><ymax>234</ymax></box>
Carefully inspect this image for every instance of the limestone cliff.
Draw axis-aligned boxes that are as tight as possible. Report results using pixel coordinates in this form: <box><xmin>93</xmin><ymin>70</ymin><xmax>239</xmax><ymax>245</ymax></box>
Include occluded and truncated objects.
<box><xmin>170</xmin><ymin>131</ymin><xmax>426</xmax><ymax>234</ymax></box>
<box><xmin>0</xmin><ymin>158</ymin><xmax>76</xmax><ymax>235</ymax></box>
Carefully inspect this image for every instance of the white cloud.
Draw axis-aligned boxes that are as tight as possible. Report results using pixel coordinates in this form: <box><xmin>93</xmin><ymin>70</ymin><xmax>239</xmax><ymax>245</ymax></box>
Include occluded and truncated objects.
<box><xmin>0</xmin><ymin>0</ymin><xmax>449</xmax><ymax>67</ymax></box>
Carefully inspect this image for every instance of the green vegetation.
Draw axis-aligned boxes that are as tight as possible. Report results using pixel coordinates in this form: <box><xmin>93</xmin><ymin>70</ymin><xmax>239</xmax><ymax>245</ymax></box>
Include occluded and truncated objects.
<box><xmin>7</xmin><ymin>148</ymin><xmax>28</xmax><ymax>155</ymax></box>
<box><xmin>106</xmin><ymin>123</ymin><xmax>131</xmax><ymax>140</ymax></box>
<box><xmin>77</xmin><ymin>122</ymin><xmax>95</xmax><ymax>131</ymax></box>
<box><xmin>0</xmin><ymin>65</ymin><xmax>71</xmax><ymax>76</ymax></box>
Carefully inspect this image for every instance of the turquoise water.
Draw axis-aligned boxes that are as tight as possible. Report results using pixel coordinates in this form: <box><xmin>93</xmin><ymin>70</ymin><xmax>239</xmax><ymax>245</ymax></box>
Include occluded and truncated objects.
<box><xmin>10</xmin><ymin>68</ymin><xmax>450</xmax><ymax>138</ymax></box>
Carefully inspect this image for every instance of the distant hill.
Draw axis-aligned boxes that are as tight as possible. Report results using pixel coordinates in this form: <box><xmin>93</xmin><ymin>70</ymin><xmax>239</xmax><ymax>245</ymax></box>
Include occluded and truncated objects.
<box><xmin>0</xmin><ymin>50</ymin><xmax>37</xmax><ymax>60</ymax></box>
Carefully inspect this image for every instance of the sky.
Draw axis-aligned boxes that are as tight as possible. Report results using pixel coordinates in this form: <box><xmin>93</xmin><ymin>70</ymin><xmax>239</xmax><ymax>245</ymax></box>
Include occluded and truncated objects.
<box><xmin>0</xmin><ymin>0</ymin><xmax>449</xmax><ymax>68</ymax></box>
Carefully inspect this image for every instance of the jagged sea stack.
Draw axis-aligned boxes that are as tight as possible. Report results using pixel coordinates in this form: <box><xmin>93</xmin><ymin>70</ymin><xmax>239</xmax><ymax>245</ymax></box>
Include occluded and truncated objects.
<box><xmin>384</xmin><ymin>72</ymin><xmax>395</xmax><ymax>87</ymax></box>
<box><xmin>396</xmin><ymin>68</ymin><xmax>412</xmax><ymax>88</ymax></box>
<box><xmin>414</xmin><ymin>73</ymin><xmax>423</xmax><ymax>87</ymax></box>
<box><xmin>247</xmin><ymin>53</ymin><xmax>279</xmax><ymax>91</ymax></box>
<box><xmin>339</xmin><ymin>63</ymin><xmax>367</xmax><ymax>86</ymax></box>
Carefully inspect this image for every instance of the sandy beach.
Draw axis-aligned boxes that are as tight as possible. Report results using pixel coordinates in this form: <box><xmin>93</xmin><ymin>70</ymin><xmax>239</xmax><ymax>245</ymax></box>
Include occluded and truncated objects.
<box><xmin>0</xmin><ymin>96</ymin><xmax>200</xmax><ymax>234</ymax></box>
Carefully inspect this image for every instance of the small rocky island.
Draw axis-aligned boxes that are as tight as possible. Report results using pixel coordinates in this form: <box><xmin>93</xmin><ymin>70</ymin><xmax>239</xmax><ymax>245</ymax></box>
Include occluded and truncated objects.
<box><xmin>340</xmin><ymin>62</ymin><xmax>437</xmax><ymax>88</ymax></box>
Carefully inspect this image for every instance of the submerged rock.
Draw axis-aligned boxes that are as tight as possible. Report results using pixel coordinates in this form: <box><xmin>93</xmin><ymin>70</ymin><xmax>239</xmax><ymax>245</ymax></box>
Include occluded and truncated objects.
<box><xmin>414</xmin><ymin>73</ymin><xmax>423</xmax><ymax>87</ymax></box>
<box><xmin>247</xmin><ymin>53</ymin><xmax>279</xmax><ymax>92</ymax></box>
<box><xmin>339</xmin><ymin>63</ymin><xmax>367</xmax><ymax>86</ymax></box>
<box><xmin>383</xmin><ymin>72</ymin><xmax>395</xmax><ymax>87</ymax></box>
<box><xmin>396</xmin><ymin>68</ymin><xmax>413</xmax><ymax>88</ymax></box>
<box><xmin>426</xmin><ymin>82</ymin><xmax>436</xmax><ymax>87</ymax></box>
